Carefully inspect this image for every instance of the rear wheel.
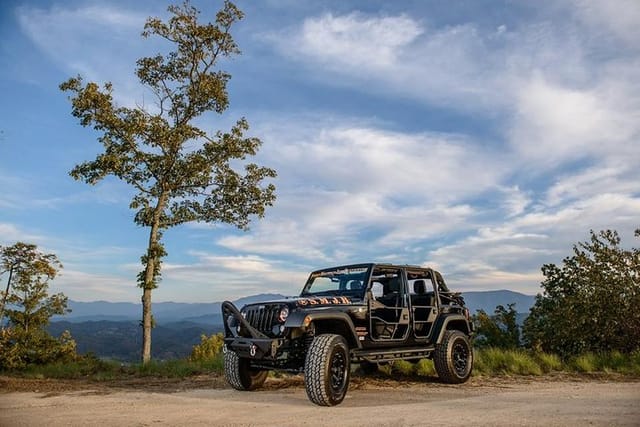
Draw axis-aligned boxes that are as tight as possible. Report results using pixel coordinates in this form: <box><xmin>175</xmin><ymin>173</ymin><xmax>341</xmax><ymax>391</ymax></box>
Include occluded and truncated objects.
<box><xmin>304</xmin><ymin>334</ymin><xmax>350</xmax><ymax>406</ymax></box>
<box><xmin>434</xmin><ymin>330</ymin><xmax>473</xmax><ymax>383</ymax></box>
<box><xmin>224</xmin><ymin>349</ymin><xmax>268</xmax><ymax>391</ymax></box>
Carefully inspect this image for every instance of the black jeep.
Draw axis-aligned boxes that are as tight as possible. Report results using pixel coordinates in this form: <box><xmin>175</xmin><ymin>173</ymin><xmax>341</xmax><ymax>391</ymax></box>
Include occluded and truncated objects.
<box><xmin>222</xmin><ymin>263</ymin><xmax>474</xmax><ymax>406</ymax></box>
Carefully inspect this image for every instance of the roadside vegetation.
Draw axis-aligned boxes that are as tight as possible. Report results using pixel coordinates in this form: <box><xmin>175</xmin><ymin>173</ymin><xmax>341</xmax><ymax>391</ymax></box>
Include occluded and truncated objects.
<box><xmin>1</xmin><ymin>228</ymin><xmax>639</xmax><ymax>383</ymax></box>
<box><xmin>6</xmin><ymin>335</ymin><xmax>226</xmax><ymax>381</ymax></box>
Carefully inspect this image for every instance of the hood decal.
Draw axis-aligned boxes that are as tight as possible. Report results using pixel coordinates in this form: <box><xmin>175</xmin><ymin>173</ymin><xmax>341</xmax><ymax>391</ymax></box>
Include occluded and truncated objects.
<box><xmin>297</xmin><ymin>296</ymin><xmax>351</xmax><ymax>306</ymax></box>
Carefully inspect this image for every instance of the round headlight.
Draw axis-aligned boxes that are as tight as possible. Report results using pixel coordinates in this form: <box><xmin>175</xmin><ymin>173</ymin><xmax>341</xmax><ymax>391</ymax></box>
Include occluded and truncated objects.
<box><xmin>278</xmin><ymin>306</ymin><xmax>289</xmax><ymax>322</ymax></box>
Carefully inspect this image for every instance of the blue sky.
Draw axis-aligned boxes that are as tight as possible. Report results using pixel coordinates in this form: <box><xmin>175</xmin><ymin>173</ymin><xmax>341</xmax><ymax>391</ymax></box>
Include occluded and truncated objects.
<box><xmin>1</xmin><ymin>0</ymin><xmax>638</xmax><ymax>303</ymax></box>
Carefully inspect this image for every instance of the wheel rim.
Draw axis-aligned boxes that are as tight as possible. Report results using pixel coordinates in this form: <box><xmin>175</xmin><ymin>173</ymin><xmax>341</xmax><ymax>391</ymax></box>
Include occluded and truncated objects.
<box><xmin>330</xmin><ymin>349</ymin><xmax>347</xmax><ymax>392</ymax></box>
<box><xmin>452</xmin><ymin>340</ymin><xmax>469</xmax><ymax>377</ymax></box>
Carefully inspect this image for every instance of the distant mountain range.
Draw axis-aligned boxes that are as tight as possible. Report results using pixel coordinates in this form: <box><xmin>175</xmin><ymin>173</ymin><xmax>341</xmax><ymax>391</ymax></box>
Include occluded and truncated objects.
<box><xmin>48</xmin><ymin>290</ymin><xmax>536</xmax><ymax>361</ymax></box>
<box><xmin>460</xmin><ymin>290</ymin><xmax>536</xmax><ymax>314</ymax></box>
<box><xmin>53</xmin><ymin>293</ymin><xmax>288</xmax><ymax>325</ymax></box>
<box><xmin>55</xmin><ymin>290</ymin><xmax>535</xmax><ymax>324</ymax></box>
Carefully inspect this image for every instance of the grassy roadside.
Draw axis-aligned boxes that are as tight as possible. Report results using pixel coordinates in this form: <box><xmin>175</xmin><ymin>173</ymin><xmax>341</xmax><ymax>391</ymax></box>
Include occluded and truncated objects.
<box><xmin>383</xmin><ymin>349</ymin><xmax>640</xmax><ymax>378</ymax></box>
<box><xmin>1</xmin><ymin>354</ymin><xmax>225</xmax><ymax>382</ymax></box>
<box><xmin>2</xmin><ymin>349</ymin><xmax>640</xmax><ymax>382</ymax></box>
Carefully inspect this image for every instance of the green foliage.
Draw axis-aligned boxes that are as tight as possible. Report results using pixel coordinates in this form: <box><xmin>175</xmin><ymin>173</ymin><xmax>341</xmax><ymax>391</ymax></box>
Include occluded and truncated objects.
<box><xmin>533</xmin><ymin>352</ymin><xmax>563</xmax><ymax>373</ymax></box>
<box><xmin>473</xmin><ymin>303</ymin><xmax>521</xmax><ymax>349</ymax></box>
<box><xmin>20</xmin><ymin>354</ymin><xmax>121</xmax><ymax>379</ymax></box>
<box><xmin>414</xmin><ymin>359</ymin><xmax>436</xmax><ymax>377</ymax></box>
<box><xmin>134</xmin><ymin>357</ymin><xmax>223</xmax><ymax>377</ymax></box>
<box><xmin>391</xmin><ymin>360</ymin><xmax>414</xmax><ymax>376</ymax></box>
<box><xmin>0</xmin><ymin>243</ymin><xmax>76</xmax><ymax>370</ymax></box>
<box><xmin>190</xmin><ymin>333</ymin><xmax>224</xmax><ymax>361</ymax></box>
<box><xmin>6</xmin><ymin>350</ymin><xmax>639</xmax><ymax>381</ymax></box>
<box><xmin>569</xmin><ymin>351</ymin><xmax>640</xmax><ymax>375</ymax></box>
<box><xmin>570</xmin><ymin>353</ymin><xmax>598</xmax><ymax>373</ymax></box>
<box><xmin>60</xmin><ymin>1</ymin><xmax>276</xmax><ymax>363</ymax></box>
<box><xmin>11</xmin><ymin>353</ymin><xmax>225</xmax><ymax>380</ymax></box>
<box><xmin>474</xmin><ymin>348</ymin><xmax>543</xmax><ymax>376</ymax></box>
<box><xmin>523</xmin><ymin>229</ymin><xmax>640</xmax><ymax>358</ymax></box>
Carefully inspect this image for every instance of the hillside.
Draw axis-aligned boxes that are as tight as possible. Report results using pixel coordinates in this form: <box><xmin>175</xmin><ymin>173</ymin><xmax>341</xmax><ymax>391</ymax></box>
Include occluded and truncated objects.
<box><xmin>48</xmin><ymin>320</ymin><xmax>223</xmax><ymax>361</ymax></box>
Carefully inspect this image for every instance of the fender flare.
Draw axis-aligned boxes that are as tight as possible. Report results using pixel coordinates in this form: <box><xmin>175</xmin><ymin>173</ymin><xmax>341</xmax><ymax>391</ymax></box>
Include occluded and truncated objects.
<box><xmin>285</xmin><ymin>310</ymin><xmax>362</xmax><ymax>349</ymax></box>
<box><xmin>434</xmin><ymin>314</ymin><xmax>472</xmax><ymax>344</ymax></box>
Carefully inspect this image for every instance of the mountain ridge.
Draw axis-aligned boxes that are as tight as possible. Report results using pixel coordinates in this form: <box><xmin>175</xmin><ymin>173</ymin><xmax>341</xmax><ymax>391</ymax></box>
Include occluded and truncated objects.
<box><xmin>55</xmin><ymin>290</ymin><xmax>536</xmax><ymax>323</ymax></box>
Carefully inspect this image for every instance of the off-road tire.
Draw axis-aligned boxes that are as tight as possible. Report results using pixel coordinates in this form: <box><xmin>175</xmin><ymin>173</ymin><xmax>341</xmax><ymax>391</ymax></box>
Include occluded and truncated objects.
<box><xmin>434</xmin><ymin>330</ymin><xmax>473</xmax><ymax>383</ymax></box>
<box><xmin>304</xmin><ymin>334</ymin><xmax>350</xmax><ymax>406</ymax></box>
<box><xmin>224</xmin><ymin>350</ymin><xmax>268</xmax><ymax>391</ymax></box>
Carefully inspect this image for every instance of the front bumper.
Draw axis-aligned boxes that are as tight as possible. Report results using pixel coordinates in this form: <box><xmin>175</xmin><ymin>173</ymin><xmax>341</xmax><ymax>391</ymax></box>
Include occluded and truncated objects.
<box><xmin>224</xmin><ymin>336</ymin><xmax>281</xmax><ymax>359</ymax></box>
<box><xmin>221</xmin><ymin>301</ymin><xmax>280</xmax><ymax>360</ymax></box>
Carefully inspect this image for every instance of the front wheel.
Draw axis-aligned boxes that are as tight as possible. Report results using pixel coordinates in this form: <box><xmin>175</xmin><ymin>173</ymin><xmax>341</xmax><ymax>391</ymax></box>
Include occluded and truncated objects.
<box><xmin>304</xmin><ymin>334</ymin><xmax>351</xmax><ymax>406</ymax></box>
<box><xmin>224</xmin><ymin>349</ymin><xmax>268</xmax><ymax>391</ymax></box>
<box><xmin>434</xmin><ymin>330</ymin><xmax>473</xmax><ymax>383</ymax></box>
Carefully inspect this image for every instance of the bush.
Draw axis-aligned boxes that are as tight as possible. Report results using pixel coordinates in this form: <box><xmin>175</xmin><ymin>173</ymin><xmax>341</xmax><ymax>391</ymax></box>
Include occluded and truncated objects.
<box><xmin>523</xmin><ymin>229</ymin><xmax>640</xmax><ymax>358</ymax></box>
<box><xmin>414</xmin><ymin>359</ymin><xmax>436</xmax><ymax>377</ymax></box>
<box><xmin>190</xmin><ymin>333</ymin><xmax>224</xmax><ymax>362</ymax></box>
<box><xmin>0</xmin><ymin>328</ymin><xmax>77</xmax><ymax>370</ymax></box>
<box><xmin>391</xmin><ymin>360</ymin><xmax>414</xmax><ymax>376</ymax></box>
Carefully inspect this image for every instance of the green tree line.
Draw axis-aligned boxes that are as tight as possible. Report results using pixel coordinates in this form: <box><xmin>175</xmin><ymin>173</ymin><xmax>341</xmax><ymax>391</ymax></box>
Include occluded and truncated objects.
<box><xmin>474</xmin><ymin>228</ymin><xmax>640</xmax><ymax>358</ymax></box>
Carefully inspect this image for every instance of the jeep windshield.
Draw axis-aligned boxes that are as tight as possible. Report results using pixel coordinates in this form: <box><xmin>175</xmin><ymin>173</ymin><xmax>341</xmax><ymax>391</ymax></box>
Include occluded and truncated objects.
<box><xmin>300</xmin><ymin>265</ymin><xmax>370</xmax><ymax>299</ymax></box>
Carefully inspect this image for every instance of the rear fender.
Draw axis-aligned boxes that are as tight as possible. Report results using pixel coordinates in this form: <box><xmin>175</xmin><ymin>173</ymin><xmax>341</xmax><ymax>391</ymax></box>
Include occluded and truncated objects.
<box><xmin>434</xmin><ymin>314</ymin><xmax>472</xmax><ymax>344</ymax></box>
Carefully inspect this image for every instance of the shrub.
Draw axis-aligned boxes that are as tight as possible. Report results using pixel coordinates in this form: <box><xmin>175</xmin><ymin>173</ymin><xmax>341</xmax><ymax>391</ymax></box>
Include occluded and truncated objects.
<box><xmin>190</xmin><ymin>333</ymin><xmax>224</xmax><ymax>362</ymax></box>
<box><xmin>391</xmin><ymin>360</ymin><xmax>414</xmax><ymax>376</ymax></box>
<box><xmin>414</xmin><ymin>359</ymin><xmax>436</xmax><ymax>377</ymax></box>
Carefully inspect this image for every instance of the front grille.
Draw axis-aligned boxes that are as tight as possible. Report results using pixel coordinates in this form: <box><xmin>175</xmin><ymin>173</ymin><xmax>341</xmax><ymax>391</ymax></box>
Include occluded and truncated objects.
<box><xmin>244</xmin><ymin>305</ymin><xmax>281</xmax><ymax>335</ymax></box>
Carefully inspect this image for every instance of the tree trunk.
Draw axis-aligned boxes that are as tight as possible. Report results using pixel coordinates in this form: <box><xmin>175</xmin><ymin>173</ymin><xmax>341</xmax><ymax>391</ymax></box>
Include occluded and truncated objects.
<box><xmin>141</xmin><ymin>286</ymin><xmax>153</xmax><ymax>363</ymax></box>
<box><xmin>141</xmin><ymin>226</ymin><xmax>158</xmax><ymax>365</ymax></box>
<box><xmin>140</xmin><ymin>193</ymin><xmax>166</xmax><ymax>364</ymax></box>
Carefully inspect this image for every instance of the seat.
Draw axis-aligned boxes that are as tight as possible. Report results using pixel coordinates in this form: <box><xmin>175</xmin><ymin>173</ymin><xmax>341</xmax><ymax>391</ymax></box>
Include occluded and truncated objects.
<box><xmin>411</xmin><ymin>279</ymin><xmax>433</xmax><ymax>307</ymax></box>
<box><xmin>377</xmin><ymin>277</ymin><xmax>401</xmax><ymax>308</ymax></box>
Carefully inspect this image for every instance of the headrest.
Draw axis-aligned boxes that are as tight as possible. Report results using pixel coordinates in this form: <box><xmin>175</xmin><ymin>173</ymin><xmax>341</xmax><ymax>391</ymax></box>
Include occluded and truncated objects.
<box><xmin>413</xmin><ymin>279</ymin><xmax>426</xmax><ymax>294</ymax></box>
<box><xmin>387</xmin><ymin>276</ymin><xmax>401</xmax><ymax>292</ymax></box>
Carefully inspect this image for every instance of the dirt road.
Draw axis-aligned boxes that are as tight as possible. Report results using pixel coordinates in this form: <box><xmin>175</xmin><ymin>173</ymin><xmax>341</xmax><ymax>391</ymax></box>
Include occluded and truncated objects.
<box><xmin>1</xmin><ymin>378</ymin><xmax>639</xmax><ymax>426</ymax></box>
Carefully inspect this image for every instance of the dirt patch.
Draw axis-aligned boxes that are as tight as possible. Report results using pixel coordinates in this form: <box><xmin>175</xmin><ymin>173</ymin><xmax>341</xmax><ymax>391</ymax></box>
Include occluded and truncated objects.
<box><xmin>2</xmin><ymin>371</ymin><xmax>636</xmax><ymax>395</ymax></box>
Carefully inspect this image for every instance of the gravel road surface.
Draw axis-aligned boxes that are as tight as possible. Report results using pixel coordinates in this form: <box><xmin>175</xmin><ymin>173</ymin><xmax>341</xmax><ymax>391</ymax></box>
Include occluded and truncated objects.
<box><xmin>1</xmin><ymin>378</ymin><xmax>639</xmax><ymax>426</ymax></box>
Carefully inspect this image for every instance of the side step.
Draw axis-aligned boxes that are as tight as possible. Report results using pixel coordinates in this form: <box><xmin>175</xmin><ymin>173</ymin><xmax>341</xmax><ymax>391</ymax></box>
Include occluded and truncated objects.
<box><xmin>352</xmin><ymin>346</ymin><xmax>435</xmax><ymax>363</ymax></box>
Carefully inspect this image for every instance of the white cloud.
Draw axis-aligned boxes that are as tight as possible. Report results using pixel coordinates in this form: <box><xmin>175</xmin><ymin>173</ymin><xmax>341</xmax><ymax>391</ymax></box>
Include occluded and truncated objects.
<box><xmin>545</xmin><ymin>164</ymin><xmax>639</xmax><ymax>207</ymax></box>
<box><xmin>428</xmin><ymin>192</ymin><xmax>640</xmax><ymax>293</ymax></box>
<box><xmin>155</xmin><ymin>253</ymin><xmax>309</xmax><ymax>301</ymax></box>
<box><xmin>572</xmin><ymin>0</ymin><xmax>640</xmax><ymax>48</ymax></box>
<box><xmin>0</xmin><ymin>223</ymin><xmax>46</xmax><ymax>246</ymax></box>
<box><xmin>215</xmin><ymin>118</ymin><xmax>506</xmax><ymax>262</ymax></box>
<box><xmin>295</xmin><ymin>12</ymin><xmax>423</xmax><ymax>69</ymax></box>
<box><xmin>269</xmin><ymin>15</ymin><xmax>504</xmax><ymax>109</ymax></box>
<box><xmin>509</xmin><ymin>73</ymin><xmax>640</xmax><ymax>168</ymax></box>
<box><xmin>500</xmin><ymin>186</ymin><xmax>531</xmax><ymax>218</ymax></box>
<box><xmin>51</xmin><ymin>269</ymin><xmax>138</xmax><ymax>302</ymax></box>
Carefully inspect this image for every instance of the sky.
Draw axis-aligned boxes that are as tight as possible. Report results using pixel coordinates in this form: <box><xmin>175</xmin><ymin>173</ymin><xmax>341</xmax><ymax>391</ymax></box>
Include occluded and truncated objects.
<box><xmin>0</xmin><ymin>0</ymin><xmax>639</xmax><ymax>303</ymax></box>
